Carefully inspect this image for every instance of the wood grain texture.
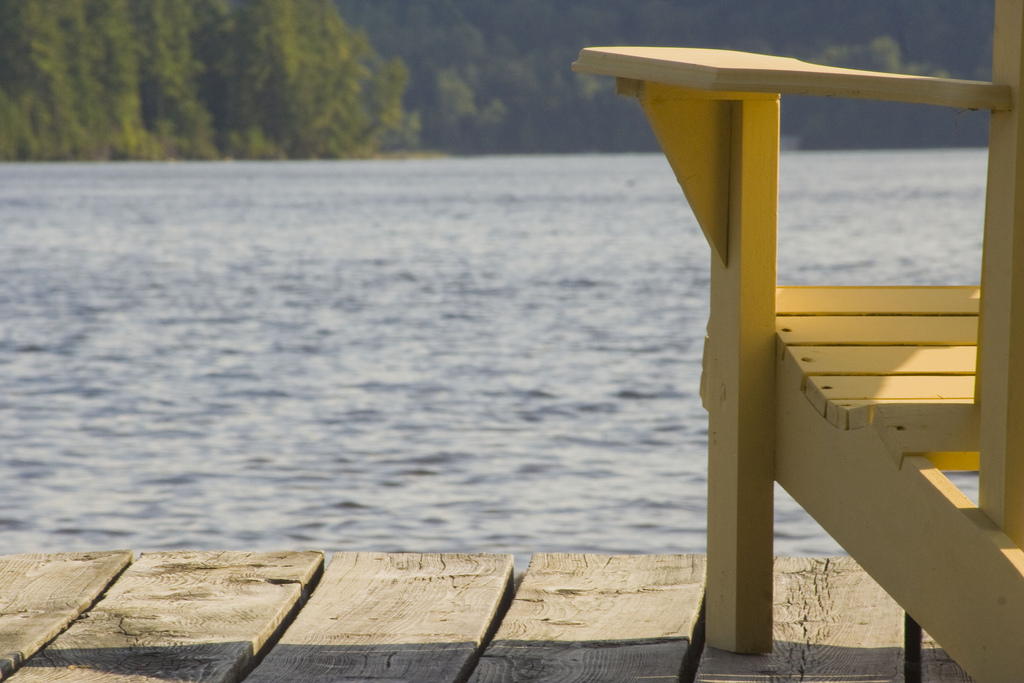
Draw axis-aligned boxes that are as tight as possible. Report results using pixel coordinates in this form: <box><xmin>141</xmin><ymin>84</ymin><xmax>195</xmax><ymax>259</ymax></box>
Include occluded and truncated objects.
<box><xmin>468</xmin><ymin>554</ymin><xmax>705</xmax><ymax>683</ymax></box>
<box><xmin>696</xmin><ymin>557</ymin><xmax>904</xmax><ymax>682</ymax></box>
<box><xmin>8</xmin><ymin>550</ymin><xmax>322</xmax><ymax>683</ymax></box>
<box><xmin>0</xmin><ymin>551</ymin><xmax>132</xmax><ymax>679</ymax></box>
<box><xmin>245</xmin><ymin>552</ymin><xmax>513</xmax><ymax>683</ymax></box>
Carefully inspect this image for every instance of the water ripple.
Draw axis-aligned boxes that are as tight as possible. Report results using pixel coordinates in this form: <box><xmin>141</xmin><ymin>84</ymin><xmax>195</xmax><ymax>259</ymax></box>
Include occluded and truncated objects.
<box><xmin>0</xmin><ymin>151</ymin><xmax>988</xmax><ymax>568</ymax></box>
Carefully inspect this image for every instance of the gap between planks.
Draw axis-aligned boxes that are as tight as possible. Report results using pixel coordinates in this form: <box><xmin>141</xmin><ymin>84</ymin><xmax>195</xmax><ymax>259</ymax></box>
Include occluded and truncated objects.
<box><xmin>0</xmin><ymin>551</ymin><xmax>974</xmax><ymax>682</ymax></box>
<box><xmin>2</xmin><ymin>550</ymin><xmax>324</xmax><ymax>683</ymax></box>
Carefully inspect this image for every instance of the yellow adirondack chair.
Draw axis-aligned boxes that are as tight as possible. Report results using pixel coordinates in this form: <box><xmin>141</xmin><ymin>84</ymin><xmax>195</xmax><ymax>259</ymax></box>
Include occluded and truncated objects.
<box><xmin>574</xmin><ymin>3</ymin><xmax>1024</xmax><ymax>680</ymax></box>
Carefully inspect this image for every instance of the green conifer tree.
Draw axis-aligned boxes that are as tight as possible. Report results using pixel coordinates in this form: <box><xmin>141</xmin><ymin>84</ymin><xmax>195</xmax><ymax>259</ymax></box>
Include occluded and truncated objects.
<box><xmin>133</xmin><ymin>0</ymin><xmax>218</xmax><ymax>158</ymax></box>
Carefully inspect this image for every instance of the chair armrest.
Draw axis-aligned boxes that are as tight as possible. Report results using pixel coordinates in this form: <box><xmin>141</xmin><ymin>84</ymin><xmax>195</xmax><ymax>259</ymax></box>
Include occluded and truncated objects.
<box><xmin>572</xmin><ymin>47</ymin><xmax>1011</xmax><ymax>111</ymax></box>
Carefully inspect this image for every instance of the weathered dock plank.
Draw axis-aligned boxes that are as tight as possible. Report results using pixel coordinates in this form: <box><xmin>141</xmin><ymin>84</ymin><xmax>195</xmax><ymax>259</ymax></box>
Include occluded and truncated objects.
<box><xmin>0</xmin><ymin>551</ymin><xmax>976</xmax><ymax>681</ymax></box>
<box><xmin>467</xmin><ymin>553</ymin><xmax>706</xmax><ymax>683</ymax></box>
<box><xmin>244</xmin><ymin>552</ymin><xmax>513</xmax><ymax>683</ymax></box>
<box><xmin>8</xmin><ymin>550</ymin><xmax>322</xmax><ymax>683</ymax></box>
<box><xmin>696</xmin><ymin>556</ymin><xmax>904</xmax><ymax>682</ymax></box>
<box><xmin>922</xmin><ymin>631</ymin><xmax>974</xmax><ymax>682</ymax></box>
<box><xmin>0</xmin><ymin>551</ymin><xmax>132</xmax><ymax>679</ymax></box>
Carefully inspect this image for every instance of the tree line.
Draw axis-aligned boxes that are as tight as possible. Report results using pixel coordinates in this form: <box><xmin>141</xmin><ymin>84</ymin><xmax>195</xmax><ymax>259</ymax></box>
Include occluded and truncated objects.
<box><xmin>335</xmin><ymin>0</ymin><xmax>995</xmax><ymax>153</ymax></box>
<box><xmin>0</xmin><ymin>0</ymin><xmax>412</xmax><ymax>160</ymax></box>
<box><xmin>0</xmin><ymin>0</ymin><xmax>999</xmax><ymax>159</ymax></box>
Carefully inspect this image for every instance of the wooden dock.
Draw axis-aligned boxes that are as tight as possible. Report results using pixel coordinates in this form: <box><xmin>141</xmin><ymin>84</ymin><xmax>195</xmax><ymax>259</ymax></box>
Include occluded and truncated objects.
<box><xmin>0</xmin><ymin>550</ymin><xmax>971</xmax><ymax>682</ymax></box>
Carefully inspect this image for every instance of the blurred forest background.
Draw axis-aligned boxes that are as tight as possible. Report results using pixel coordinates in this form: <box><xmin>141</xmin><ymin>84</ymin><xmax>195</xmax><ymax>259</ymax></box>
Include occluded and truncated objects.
<box><xmin>0</xmin><ymin>0</ymin><xmax>996</xmax><ymax>160</ymax></box>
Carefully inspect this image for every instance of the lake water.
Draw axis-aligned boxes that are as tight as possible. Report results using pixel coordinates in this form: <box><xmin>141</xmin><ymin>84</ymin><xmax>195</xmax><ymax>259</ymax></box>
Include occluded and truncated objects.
<box><xmin>0</xmin><ymin>150</ymin><xmax>987</xmax><ymax>572</ymax></box>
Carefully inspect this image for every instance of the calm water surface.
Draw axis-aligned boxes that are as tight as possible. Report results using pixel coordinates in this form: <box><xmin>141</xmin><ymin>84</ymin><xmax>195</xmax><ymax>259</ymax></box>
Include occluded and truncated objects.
<box><xmin>0</xmin><ymin>150</ymin><xmax>987</xmax><ymax>570</ymax></box>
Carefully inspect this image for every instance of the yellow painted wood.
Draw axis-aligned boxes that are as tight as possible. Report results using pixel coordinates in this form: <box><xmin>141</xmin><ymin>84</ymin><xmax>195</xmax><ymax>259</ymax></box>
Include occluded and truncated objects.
<box><xmin>776</xmin><ymin>286</ymin><xmax>980</xmax><ymax>316</ymax></box>
<box><xmin>576</xmin><ymin>8</ymin><xmax>1024</xmax><ymax>670</ymax></box>
<box><xmin>700</xmin><ymin>335</ymin><xmax>710</xmax><ymax>410</ymax></box>
<box><xmin>775</xmin><ymin>350</ymin><xmax>1024</xmax><ymax>682</ymax></box>
<box><xmin>805</xmin><ymin>374</ymin><xmax>975</xmax><ymax>429</ymax></box>
<box><xmin>825</xmin><ymin>400</ymin><xmax>873</xmax><ymax>430</ymax></box>
<box><xmin>633</xmin><ymin>82</ymin><xmax>732</xmax><ymax>265</ymax></box>
<box><xmin>922</xmin><ymin>630</ymin><xmax>976</xmax><ymax>682</ymax></box>
<box><xmin>922</xmin><ymin>452</ymin><xmax>981</xmax><ymax>471</ymax></box>
<box><xmin>793</xmin><ymin>345</ymin><xmax>976</xmax><ymax>377</ymax></box>
<box><xmin>977</xmin><ymin>0</ymin><xmax>1024</xmax><ymax>549</ymax></box>
<box><xmin>701</xmin><ymin>96</ymin><xmax>779</xmax><ymax>654</ymax></box>
<box><xmin>573</xmin><ymin>47</ymin><xmax>1011</xmax><ymax>110</ymax></box>
<box><xmin>617</xmin><ymin>77</ymin><xmax>777</xmax><ymax>103</ymax></box>
<box><xmin>776</xmin><ymin>315</ymin><xmax>978</xmax><ymax>346</ymax></box>
<box><xmin>825</xmin><ymin>399</ymin><xmax>974</xmax><ymax>435</ymax></box>
<box><xmin>806</xmin><ymin>375</ymin><xmax>975</xmax><ymax>415</ymax></box>
<box><xmin>822</xmin><ymin>398</ymin><xmax>976</xmax><ymax>433</ymax></box>
<box><xmin>872</xmin><ymin>402</ymin><xmax>980</xmax><ymax>470</ymax></box>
